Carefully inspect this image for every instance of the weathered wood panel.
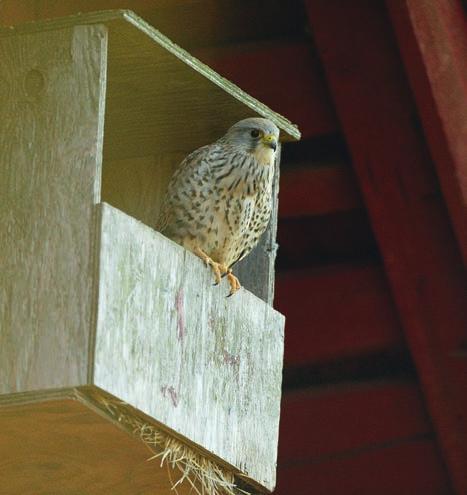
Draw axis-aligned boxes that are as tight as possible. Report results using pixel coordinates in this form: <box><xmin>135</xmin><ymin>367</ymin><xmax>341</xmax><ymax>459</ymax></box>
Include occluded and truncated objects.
<box><xmin>0</xmin><ymin>25</ymin><xmax>107</xmax><ymax>393</ymax></box>
<box><xmin>305</xmin><ymin>1</ymin><xmax>467</xmax><ymax>491</ymax></box>
<box><xmin>93</xmin><ymin>203</ymin><xmax>285</xmax><ymax>491</ymax></box>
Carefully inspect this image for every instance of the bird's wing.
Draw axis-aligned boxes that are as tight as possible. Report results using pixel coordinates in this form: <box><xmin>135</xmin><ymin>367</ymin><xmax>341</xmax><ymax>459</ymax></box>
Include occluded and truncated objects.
<box><xmin>156</xmin><ymin>144</ymin><xmax>218</xmax><ymax>233</ymax></box>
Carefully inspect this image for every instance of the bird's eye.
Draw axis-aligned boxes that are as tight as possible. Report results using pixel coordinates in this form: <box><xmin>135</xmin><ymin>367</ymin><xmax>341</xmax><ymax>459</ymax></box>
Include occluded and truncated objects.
<box><xmin>250</xmin><ymin>129</ymin><xmax>260</xmax><ymax>138</ymax></box>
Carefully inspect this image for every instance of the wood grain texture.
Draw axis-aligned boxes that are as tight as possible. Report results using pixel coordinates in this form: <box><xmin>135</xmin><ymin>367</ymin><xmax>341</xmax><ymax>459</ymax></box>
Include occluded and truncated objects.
<box><xmin>387</xmin><ymin>0</ymin><xmax>467</xmax><ymax>266</ymax></box>
<box><xmin>0</xmin><ymin>25</ymin><xmax>107</xmax><ymax>393</ymax></box>
<box><xmin>102</xmin><ymin>10</ymin><xmax>299</xmax><ymax>160</ymax></box>
<box><xmin>279</xmin><ymin>163</ymin><xmax>363</xmax><ymax>218</ymax></box>
<box><xmin>279</xmin><ymin>381</ymin><xmax>432</xmax><ymax>462</ymax></box>
<box><xmin>275</xmin><ymin>265</ymin><xmax>404</xmax><ymax>366</ymax></box>
<box><xmin>276</xmin><ymin>440</ymin><xmax>452</xmax><ymax>495</ymax></box>
<box><xmin>306</xmin><ymin>1</ymin><xmax>467</xmax><ymax>491</ymax></box>
<box><xmin>0</xmin><ymin>399</ymin><xmax>194</xmax><ymax>495</ymax></box>
<box><xmin>93</xmin><ymin>203</ymin><xmax>285</xmax><ymax>491</ymax></box>
<box><xmin>0</xmin><ymin>10</ymin><xmax>300</xmax><ymax>155</ymax></box>
<box><xmin>276</xmin><ymin>381</ymin><xmax>452</xmax><ymax>494</ymax></box>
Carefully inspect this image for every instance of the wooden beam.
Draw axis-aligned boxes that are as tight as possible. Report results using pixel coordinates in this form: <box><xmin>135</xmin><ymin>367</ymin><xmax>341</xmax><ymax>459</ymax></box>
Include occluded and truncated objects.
<box><xmin>279</xmin><ymin>163</ymin><xmax>362</xmax><ymax>218</ymax></box>
<box><xmin>279</xmin><ymin>381</ymin><xmax>433</xmax><ymax>462</ymax></box>
<box><xmin>305</xmin><ymin>1</ymin><xmax>467</xmax><ymax>491</ymax></box>
<box><xmin>386</xmin><ymin>0</ymin><xmax>467</xmax><ymax>266</ymax></box>
<box><xmin>194</xmin><ymin>41</ymin><xmax>338</xmax><ymax>139</ymax></box>
<box><xmin>275</xmin><ymin>265</ymin><xmax>404</xmax><ymax>366</ymax></box>
<box><xmin>277</xmin><ymin>210</ymin><xmax>379</xmax><ymax>270</ymax></box>
<box><xmin>276</xmin><ymin>381</ymin><xmax>452</xmax><ymax>494</ymax></box>
<box><xmin>276</xmin><ymin>441</ymin><xmax>451</xmax><ymax>495</ymax></box>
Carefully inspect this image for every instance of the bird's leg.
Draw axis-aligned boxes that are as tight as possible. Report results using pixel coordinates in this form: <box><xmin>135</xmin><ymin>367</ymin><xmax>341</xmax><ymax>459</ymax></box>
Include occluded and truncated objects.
<box><xmin>193</xmin><ymin>247</ymin><xmax>240</xmax><ymax>295</ymax></box>
<box><xmin>193</xmin><ymin>246</ymin><xmax>223</xmax><ymax>285</ymax></box>
<box><xmin>226</xmin><ymin>268</ymin><xmax>241</xmax><ymax>297</ymax></box>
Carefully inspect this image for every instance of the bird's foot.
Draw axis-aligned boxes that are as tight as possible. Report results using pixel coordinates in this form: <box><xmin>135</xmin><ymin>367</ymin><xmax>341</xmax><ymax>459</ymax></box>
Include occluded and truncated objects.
<box><xmin>194</xmin><ymin>247</ymin><xmax>223</xmax><ymax>285</ymax></box>
<box><xmin>193</xmin><ymin>247</ymin><xmax>240</xmax><ymax>295</ymax></box>
<box><xmin>226</xmin><ymin>269</ymin><xmax>241</xmax><ymax>297</ymax></box>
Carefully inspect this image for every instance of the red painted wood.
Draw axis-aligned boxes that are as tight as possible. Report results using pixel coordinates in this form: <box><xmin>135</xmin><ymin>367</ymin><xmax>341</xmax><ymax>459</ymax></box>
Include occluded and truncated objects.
<box><xmin>305</xmin><ymin>1</ymin><xmax>467</xmax><ymax>492</ymax></box>
<box><xmin>275</xmin><ymin>265</ymin><xmax>404</xmax><ymax>366</ymax></box>
<box><xmin>277</xmin><ymin>210</ymin><xmax>378</xmax><ymax>270</ymax></box>
<box><xmin>279</xmin><ymin>381</ymin><xmax>432</xmax><ymax>462</ymax></box>
<box><xmin>194</xmin><ymin>41</ymin><xmax>339</xmax><ymax>139</ymax></box>
<box><xmin>279</xmin><ymin>164</ymin><xmax>363</xmax><ymax>218</ymax></box>
<box><xmin>276</xmin><ymin>440</ymin><xmax>452</xmax><ymax>495</ymax></box>
<box><xmin>387</xmin><ymin>0</ymin><xmax>467</xmax><ymax>267</ymax></box>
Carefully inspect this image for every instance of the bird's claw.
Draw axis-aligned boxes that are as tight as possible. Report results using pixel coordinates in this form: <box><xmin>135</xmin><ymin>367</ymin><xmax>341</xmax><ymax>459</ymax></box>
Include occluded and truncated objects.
<box><xmin>194</xmin><ymin>246</ymin><xmax>241</xmax><ymax>296</ymax></box>
<box><xmin>226</xmin><ymin>271</ymin><xmax>241</xmax><ymax>297</ymax></box>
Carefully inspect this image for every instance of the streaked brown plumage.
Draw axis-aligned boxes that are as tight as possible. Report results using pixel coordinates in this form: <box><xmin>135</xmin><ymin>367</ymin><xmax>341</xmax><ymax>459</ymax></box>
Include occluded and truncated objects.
<box><xmin>157</xmin><ymin>117</ymin><xmax>279</xmax><ymax>295</ymax></box>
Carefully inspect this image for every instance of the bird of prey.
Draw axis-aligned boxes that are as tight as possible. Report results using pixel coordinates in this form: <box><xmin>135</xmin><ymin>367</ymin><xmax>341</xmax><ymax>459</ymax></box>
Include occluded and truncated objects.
<box><xmin>157</xmin><ymin>117</ymin><xmax>279</xmax><ymax>296</ymax></box>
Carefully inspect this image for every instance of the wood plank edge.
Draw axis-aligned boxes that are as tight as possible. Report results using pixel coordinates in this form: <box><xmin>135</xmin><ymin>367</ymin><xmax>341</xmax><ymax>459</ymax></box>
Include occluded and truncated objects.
<box><xmin>87</xmin><ymin>203</ymin><xmax>104</xmax><ymax>383</ymax></box>
<box><xmin>120</xmin><ymin>10</ymin><xmax>300</xmax><ymax>142</ymax></box>
<box><xmin>75</xmin><ymin>384</ymin><xmax>268</xmax><ymax>494</ymax></box>
<box><xmin>0</xmin><ymin>9</ymin><xmax>301</xmax><ymax>142</ymax></box>
<box><xmin>0</xmin><ymin>387</ymin><xmax>77</xmax><ymax>407</ymax></box>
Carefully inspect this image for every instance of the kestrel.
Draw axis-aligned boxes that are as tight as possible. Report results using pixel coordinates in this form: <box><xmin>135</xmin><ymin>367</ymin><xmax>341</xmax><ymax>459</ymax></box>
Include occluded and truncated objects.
<box><xmin>157</xmin><ymin>117</ymin><xmax>279</xmax><ymax>296</ymax></box>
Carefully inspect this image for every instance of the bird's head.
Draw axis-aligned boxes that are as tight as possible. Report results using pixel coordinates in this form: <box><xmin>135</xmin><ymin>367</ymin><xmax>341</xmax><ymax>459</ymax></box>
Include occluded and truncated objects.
<box><xmin>221</xmin><ymin>118</ymin><xmax>280</xmax><ymax>163</ymax></box>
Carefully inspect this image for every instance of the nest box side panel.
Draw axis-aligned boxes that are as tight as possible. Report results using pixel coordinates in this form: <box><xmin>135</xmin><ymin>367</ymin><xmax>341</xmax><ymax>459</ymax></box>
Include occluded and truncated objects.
<box><xmin>0</xmin><ymin>25</ymin><xmax>108</xmax><ymax>393</ymax></box>
<box><xmin>93</xmin><ymin>203</ymin><xmax>285</xmax><ymax>491</ymax></box>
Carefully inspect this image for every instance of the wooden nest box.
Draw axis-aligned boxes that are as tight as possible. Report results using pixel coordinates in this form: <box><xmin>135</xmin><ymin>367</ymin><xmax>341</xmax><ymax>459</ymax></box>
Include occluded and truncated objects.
<box><xmin>0</xmin><ymin>10</ymin><xmax>300</xmax><ymax>495</ymax></box>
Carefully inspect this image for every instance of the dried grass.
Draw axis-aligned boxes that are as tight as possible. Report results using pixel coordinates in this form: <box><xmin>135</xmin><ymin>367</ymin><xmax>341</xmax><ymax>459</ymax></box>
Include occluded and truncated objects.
<box><xmin>94</xmin><ymin>394</ymin><xmax>250</xmax><ymax>495</ymax></box>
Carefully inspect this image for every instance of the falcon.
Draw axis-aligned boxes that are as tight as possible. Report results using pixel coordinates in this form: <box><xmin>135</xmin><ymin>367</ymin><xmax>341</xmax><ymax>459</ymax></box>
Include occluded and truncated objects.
<box><xmin>157</xmin><ymin>117</ymin><xmax>279</xmax><ymax>296</ymax></box>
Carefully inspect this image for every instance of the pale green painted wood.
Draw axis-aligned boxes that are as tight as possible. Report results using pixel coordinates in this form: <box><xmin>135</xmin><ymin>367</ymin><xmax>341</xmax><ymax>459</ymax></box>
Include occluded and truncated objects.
<box><xmin>93</xmin><ymin>203</ymin><xmax>285</xmax><ymax>491</ymax></box>
<box><xmin>0</xmin><ymin>25</ymin><xmax>107</xmax><ymax>394</ymax></box>
<box><xmin>0</xmin><ymin>10</ymin><xmax>300</xmax><ymax>149</ymax></box>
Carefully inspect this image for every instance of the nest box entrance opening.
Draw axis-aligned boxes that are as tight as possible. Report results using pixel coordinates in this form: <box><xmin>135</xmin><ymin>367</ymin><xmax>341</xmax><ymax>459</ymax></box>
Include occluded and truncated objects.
<box><xmin>95</xmin><ymin>10</ymin><xmax>300</xmax><ymax>301</ymax></box>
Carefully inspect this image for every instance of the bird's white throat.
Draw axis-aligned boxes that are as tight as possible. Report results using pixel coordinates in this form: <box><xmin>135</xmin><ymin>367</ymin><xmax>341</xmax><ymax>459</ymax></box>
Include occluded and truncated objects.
<box><xmin>253</xmin><ymin>146</ymin><xmax>276</xmax><ymax>166</ymax></box>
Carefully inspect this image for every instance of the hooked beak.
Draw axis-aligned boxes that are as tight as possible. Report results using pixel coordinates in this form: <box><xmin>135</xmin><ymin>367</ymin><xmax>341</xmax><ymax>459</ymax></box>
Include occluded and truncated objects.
<box><xmin>262</xmin><ymin>134</ymin><xmax>278</xmax><ymax>151</ymax></box>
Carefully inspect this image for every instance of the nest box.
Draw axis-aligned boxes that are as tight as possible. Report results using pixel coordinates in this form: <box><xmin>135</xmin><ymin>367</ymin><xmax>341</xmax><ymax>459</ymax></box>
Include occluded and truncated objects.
<box><xmin>0</xmin><ymin>10</ymin><xmax>299</xmax><ymax>494</ymax></box>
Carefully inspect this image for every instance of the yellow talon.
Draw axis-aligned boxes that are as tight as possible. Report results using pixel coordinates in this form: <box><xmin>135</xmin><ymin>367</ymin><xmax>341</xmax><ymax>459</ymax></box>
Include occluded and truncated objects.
<box><xmin>193</xmin><ymin>247</ymin><xmax>240</xmax><ymax>295</ymax></box>
<box><xmin>227</xmin><ymin>270</ymin><xmax>241</xmax><ymax>296</ymax></box>
<box><xmin>194</xmin><ymin>247</ymin><xmax>223</xmax><ymax>285</ymax></box>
